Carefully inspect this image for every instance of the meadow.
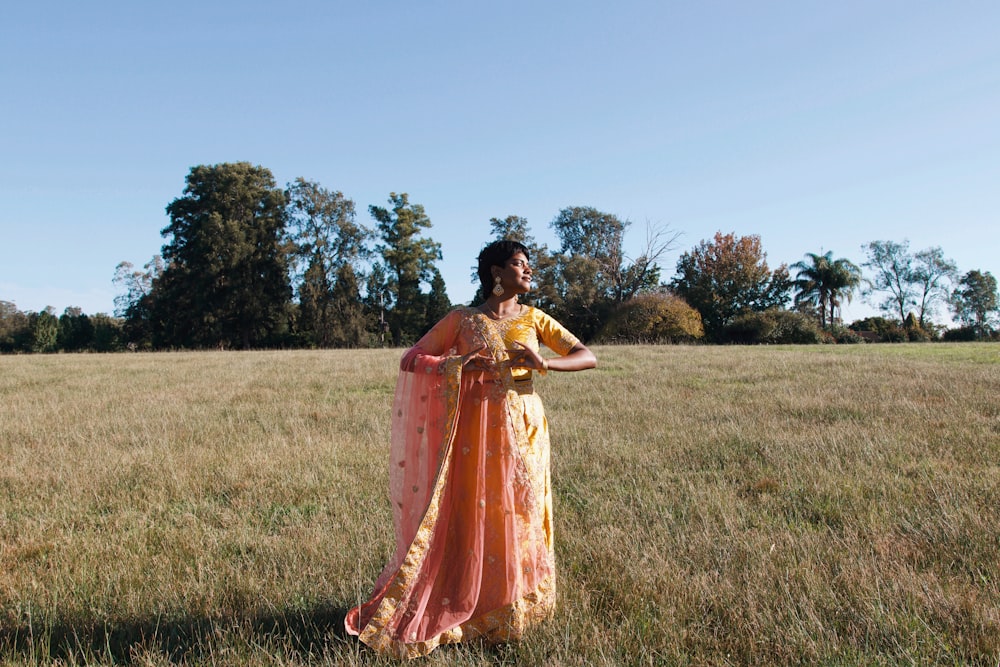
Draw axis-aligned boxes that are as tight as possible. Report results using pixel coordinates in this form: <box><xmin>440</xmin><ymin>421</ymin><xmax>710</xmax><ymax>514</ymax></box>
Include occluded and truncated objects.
<box><xmin>1</xmin><ymin>344</ymin><xmax>997</xmax><ymax>666</ymax></box>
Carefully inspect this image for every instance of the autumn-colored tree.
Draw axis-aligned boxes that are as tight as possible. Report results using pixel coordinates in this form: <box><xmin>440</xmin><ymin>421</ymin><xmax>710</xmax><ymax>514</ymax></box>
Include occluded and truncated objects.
<box><xmin>670</xmin><ymin>232</ymin><xmax>791</xmax><ymax>341</ymax></box>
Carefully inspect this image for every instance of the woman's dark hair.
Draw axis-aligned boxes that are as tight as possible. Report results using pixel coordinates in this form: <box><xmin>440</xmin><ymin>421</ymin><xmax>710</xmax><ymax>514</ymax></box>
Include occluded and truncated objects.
<box><xmin>477</xmin><ymin>240</ymin><xmax>530</xmax><ymax>295</ymax></box>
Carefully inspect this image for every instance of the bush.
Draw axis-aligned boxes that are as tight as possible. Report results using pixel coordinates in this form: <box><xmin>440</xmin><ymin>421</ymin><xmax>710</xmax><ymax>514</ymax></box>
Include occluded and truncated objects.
<box><xmin>724</xmin><ymin>310</ymin><xmax>821</xmax><ymax>345</ymax></box>
<box><xmin>597</xmin><ymin>292</ymin><xmax>704</xmax><ymax>344</ymax></box>
<box><xmin>942</xmin><ymin>326</ymin><xmax>979</xmax><ymax>342</ymax></box>
<box><xmin>850</xmin><ymin>316</ymin><xmax>906</xmax><ymax>343</ymax></box>
<box><xmin>828</xmin><ymin>325</ymin><xmax>865</xmax><ymax>344</ymax></box>
<box><xmin>903</xmin><ymin>313</ymin><xmax>933</xmax><ymax>342</ymax></box>
<box><xmin>906</xmin><ymin>326</ymin><xmax>932</xmax><ymax>342</ymax></box>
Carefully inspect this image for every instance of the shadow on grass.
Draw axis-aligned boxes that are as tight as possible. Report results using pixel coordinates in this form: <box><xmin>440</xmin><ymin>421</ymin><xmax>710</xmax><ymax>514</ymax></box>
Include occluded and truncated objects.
<box><xmin>0</xmin><ymin>602</ymin><xmax>352</xmax><ymax>663</ymax></box>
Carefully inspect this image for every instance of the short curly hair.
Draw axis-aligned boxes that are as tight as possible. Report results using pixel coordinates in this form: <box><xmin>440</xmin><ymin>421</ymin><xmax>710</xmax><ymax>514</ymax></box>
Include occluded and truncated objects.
<box><xmin>476</xmin><ymin>240</ymin><xmax>530</xmax><ymax>296</ymax></box>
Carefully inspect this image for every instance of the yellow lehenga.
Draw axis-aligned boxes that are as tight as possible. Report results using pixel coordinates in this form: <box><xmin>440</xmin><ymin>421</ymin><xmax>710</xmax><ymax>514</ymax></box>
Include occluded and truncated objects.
<box><xmin>345</xmin><ymin>305</ymin><xmax>580</xmax><ymax>658</ymax></box>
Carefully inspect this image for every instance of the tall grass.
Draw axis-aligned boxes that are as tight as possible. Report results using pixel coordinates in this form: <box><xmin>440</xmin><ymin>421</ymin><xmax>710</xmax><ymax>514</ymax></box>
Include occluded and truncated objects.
<box><xmin>1</xmin><ymin>345</ymin><xmax>997</xmax><ymax>665</ymax></box>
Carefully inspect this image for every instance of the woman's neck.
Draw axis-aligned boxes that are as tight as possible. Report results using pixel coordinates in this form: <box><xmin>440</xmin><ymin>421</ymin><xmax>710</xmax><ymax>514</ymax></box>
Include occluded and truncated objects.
<box><xmin>480</xmin><ymin>296</ymin><xmax>521</xmax><ymax>319</ymax></box>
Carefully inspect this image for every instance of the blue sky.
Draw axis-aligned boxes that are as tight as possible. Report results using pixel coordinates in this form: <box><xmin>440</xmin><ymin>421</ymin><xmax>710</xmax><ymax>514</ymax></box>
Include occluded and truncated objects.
<box><xmin>2</xmin><ymin>1</ymin><xmax>998</xmax><ymax>324</ymax></box>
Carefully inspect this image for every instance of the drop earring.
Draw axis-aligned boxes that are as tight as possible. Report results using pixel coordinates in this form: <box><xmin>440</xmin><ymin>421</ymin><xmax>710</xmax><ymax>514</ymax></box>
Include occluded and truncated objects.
<box><xmin>492</xmin><ymin>275</ymin><xmax>505</xmax><ymax>296</ymax></box>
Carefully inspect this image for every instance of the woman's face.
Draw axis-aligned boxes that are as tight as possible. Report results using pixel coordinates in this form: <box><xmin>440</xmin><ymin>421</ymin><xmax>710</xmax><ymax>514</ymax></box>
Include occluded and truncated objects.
<box><xmin>493</xmin><ymin>251</ymin><xmax>532</xmax><ymax>295</ymax></box>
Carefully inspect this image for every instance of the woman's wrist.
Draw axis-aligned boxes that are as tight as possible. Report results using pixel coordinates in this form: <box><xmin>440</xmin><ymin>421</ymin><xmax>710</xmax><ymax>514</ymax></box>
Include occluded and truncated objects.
<box><xmin>538</xmin><ymin>359</ymin><xmax>549</xmax><ymax>375</ymax></box>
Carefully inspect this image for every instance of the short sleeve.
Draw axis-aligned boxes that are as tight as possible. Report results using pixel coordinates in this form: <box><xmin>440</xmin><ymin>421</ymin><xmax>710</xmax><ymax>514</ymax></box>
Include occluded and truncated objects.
<box><xmin>533</xmin><ymin>308</ymin><xmax>580</xmax><ymax>356</ymax></box>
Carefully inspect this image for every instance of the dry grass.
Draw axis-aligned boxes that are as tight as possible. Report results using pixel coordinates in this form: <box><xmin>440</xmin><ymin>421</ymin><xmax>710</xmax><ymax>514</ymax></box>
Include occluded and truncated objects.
<box><xmin>1</xmin><ymin>344</ymin><xmax>998</xmax><ymax>665</ymax></box>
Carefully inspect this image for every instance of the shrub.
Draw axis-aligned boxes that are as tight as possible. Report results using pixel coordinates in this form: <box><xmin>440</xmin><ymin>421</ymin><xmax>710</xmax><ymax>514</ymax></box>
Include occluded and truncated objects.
<box><xmin>828</xmin><ymin>325</ymin><xmax>865</xmax><ymax>344</ymax></box>
<box><xmin>850</xmin><ymin>316</ymin><xmax>906</xmax><ymax>343</ymax></box>
<box><xmin>724</xmin><ymin>310</ymin><xmax>821</xmax><ymax>345</ymax></box>
<box><xmin>942</xmin><ymin>326</ymin><xmax>979</xmax><ymax>342</ymax></box>
<box><xmin>597</xmin><ymin>292</ymin><xmax>704</xmax><ymax>344</ymax></box>
<box><xmin>903</xmin><ymin>313</ymin><xmax>933</xmax><ymax>342</ymax></box>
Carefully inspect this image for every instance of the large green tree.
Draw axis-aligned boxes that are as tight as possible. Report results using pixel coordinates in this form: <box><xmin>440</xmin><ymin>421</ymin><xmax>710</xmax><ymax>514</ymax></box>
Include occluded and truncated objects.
<box><xmin>57</xmin><ymin>307</ymin><xmax>94</xmax><ymax>352</ymax></box>
<box><xmin>326</xmin><ymin>263</ymin><xmax>371</xmax><ymax>347</ymax></box>
<box><xmin>153</xmin><ymin>163</ymin><xmax>291</xmax><ymax>349</ymax></box>
<box><xmin>369</xmin><ymin>193</ymin><xmax>443</xmax><ymax>345</ymax></box>
<box><xmin>670</xmin><ymin>232</ymin><xmax>791</xmax><ymax>342</ymax></box>
<box><xmin>791</xmin><ymin>251</ymin><xmax>862</xmax><ymax>328</ymax></box>
<box><xmin>28</xmin><ymin>308</ymin><xmax>59</xmax><ymax>353</ymax></box>
<box><xmin>286</xmin><ymin>178</ymin><xmax>370</xmax><ymax>347</ymax></box>
<box><xmin>546</xmin><ymin>207</ymin><xmax>675</xmax><ymax>340</ymax></box>
<box><xmin>951</xmin><ymin>270</ymin><xmax>998</xmax><ymax>339</ymax></box>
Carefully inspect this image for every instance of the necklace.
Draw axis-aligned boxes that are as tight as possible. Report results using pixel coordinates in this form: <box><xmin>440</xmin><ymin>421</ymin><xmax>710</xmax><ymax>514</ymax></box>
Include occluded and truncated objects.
<box><xmin>480</xmin><ymin>301</ymin><xmax>521</xmax><ymax>320</ymax></box>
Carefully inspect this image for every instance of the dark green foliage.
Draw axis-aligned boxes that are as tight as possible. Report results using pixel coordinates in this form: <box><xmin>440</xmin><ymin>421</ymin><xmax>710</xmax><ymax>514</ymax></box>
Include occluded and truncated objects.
<box><xmin>0</xmin><ymin>302</ymin><xmax>124</xmax><ymax>353</ymax></box>
<box><xmin>942</xmin><ymin>326</ymin><xmax>979</xmax><ymax>342</ymax></box>
<box><xmin>849</xmin><ymin>317</ymin><xmax>907</xmax><ymax>343</ymax></box>
<box><xmin>548</xmin><ymin>253</ymin><xmax>612</xmax><ymax>341</ymax></box>
<box><xmin>362</xmin><ymin>262</ymin><xmax>393</xmax><ymax>346</ymax></box>
<box><xmin>791</xmin><ymin>251</ymin><xmax>862</xmax><ymax>328</ymax></box>
<box><xmin>29</xmin><ymin>309</ymin><xmax>60</xmax><ymax>353</ymax></box>
<box><xmin>0</xmin><ymin>301</ymin><xmax>29</xmax><ymax>352</ymax></box>
<box><xmin>850</xmin><ymin>316</ymin><xmax>899</xmax><ymax>337</ymax></box>
<box><xmin>723</xmin><ymin>309</ymin><xmax>821</xmax><ymax>345</ymax></box>
<box><xmin>88</xmin><ymin>314</ymin><xmax>124</xmax><ymax>351</ymax></box>
<box><xmin>950</xmin><ymin>269</ymin><xmax>999</xmax><ymax>340</ymax></box>
<box><xmin>285</xmin><ymin>178</ymin><xmax>371</xmax><ymax>348</ymax></box>
<box><xmin>58</xmin><ymin>307</ymin><xmax>94</xmax><ymax>352</ymax></box>
<box><xmin>327</xmin><ymin>264</ymin><xmax>371</xmax><ymax>347</ymax></box>
<box><xmin>424</xmin><ymin>268</ymin><xmax>451</xmax><ymax>335</ymax></box>
<box><xmin>543</xmin><ymin>207</ymin><xmax>673</xmax><ymax>341</ymax></box>
<box><xmin>370</xmin><ymin>193</ymin><xmax>443</xmax><ymax>345</ymax></box>
<box><xmin>824</xmin><ymin>325</ymin><xmax>865</xmax><ymax>344</ymax></box>
<box><xmin>152</xmin><ymin>163</ymin><xmax>291</xmax><ymax>349</ymax></box>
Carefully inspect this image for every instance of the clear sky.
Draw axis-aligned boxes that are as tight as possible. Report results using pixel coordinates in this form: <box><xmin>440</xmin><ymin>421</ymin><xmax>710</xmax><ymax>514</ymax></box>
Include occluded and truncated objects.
<box><xmin>3</xmin><ymin>1</ymin><xmax>998</xmax><ymax>324</ymax></box>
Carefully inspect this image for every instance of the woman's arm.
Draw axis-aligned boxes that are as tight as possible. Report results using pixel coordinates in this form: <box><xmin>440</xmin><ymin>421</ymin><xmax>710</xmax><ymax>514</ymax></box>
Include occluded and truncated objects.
<box><xmin>510</xmin><ymin>341</ymin><xmax>596</xmax><ymax>373</ymax></box>
<box><xmin>545</xmin><ymin>342</ymin><xmax>597</xmax><ymax>372</ymax></box>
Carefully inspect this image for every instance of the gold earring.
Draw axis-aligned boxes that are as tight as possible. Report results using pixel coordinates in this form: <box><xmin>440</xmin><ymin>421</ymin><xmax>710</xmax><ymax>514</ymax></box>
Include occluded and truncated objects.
<box><xmin>492</xmin><ymin>275</ymin><xmax>505</xmax><ymax>296</ymax></box>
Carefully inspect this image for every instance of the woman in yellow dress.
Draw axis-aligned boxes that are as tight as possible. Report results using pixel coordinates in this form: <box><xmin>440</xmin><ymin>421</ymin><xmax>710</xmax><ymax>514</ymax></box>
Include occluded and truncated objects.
<box><xmin>345</xmin><ymin>239</ymin><xmax>597</xmax><ymax>658</ymax></box>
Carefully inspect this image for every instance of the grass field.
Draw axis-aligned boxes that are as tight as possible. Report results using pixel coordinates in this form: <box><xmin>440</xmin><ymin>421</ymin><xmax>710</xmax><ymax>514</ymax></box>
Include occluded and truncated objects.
<box><xmin>1</xmin><ymin>344</ymin><xmax>998</xmax><ymax>665</ymax></box>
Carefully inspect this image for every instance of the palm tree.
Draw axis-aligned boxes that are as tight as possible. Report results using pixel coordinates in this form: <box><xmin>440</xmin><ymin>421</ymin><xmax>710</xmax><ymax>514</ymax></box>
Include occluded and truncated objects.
<box><xmin>792</xmin><ymin>251</ymin><xmax>862</xmax><ymax>328</ymax></box>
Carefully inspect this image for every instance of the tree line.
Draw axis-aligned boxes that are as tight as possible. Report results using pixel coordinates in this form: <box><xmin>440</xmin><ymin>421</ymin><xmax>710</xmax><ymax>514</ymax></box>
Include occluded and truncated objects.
<box><xmin>2</xmin><ymin>162</ymin><xmax>998</xmax><ymax>353</ymax></box>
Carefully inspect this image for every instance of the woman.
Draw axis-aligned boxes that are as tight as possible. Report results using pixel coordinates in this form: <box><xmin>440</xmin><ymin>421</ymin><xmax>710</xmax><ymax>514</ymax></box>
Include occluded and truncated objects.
<box><xmin>345</xmin><ymin>239</ymin><xmax>596</xmax><ymax>658</ymax></box>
